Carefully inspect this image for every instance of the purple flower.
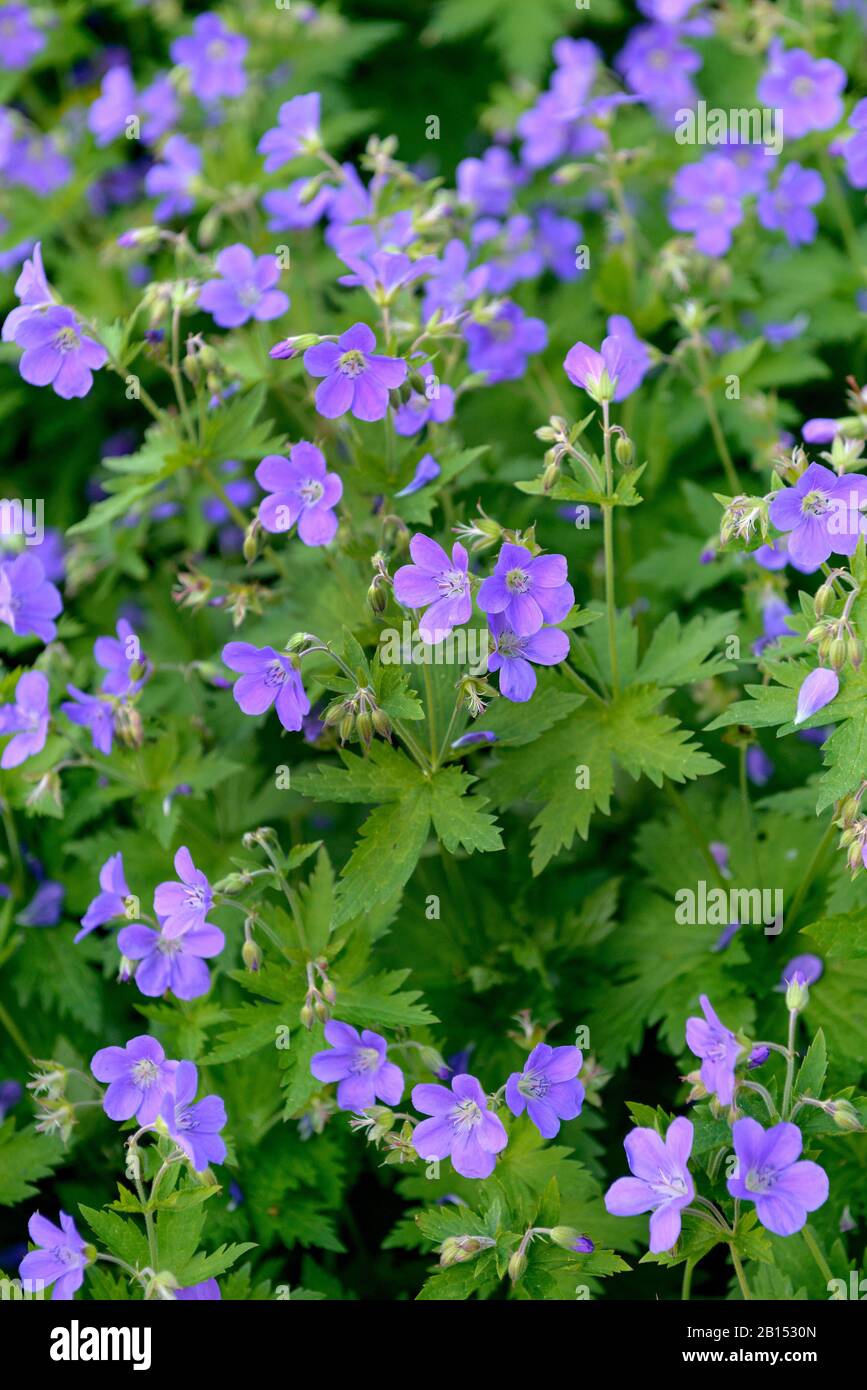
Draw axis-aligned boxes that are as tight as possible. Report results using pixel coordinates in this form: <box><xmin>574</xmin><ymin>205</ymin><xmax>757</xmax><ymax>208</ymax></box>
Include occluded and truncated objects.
<box><xmin>0</xmin><ymin>5</ymin><xmax>45</xmax><ymax>69</ymax></box>
<box><xmin>616</xmin><ymin>25</ymin><xmax>701</xmax><ymax>118</ymax></box>
<box><xmin>727</xmin><ymin>1118</ymin><xmax>829</xmax><ymax>1235</ymax></box>
<box><xmin>463</xmin><ymin>302</ymin><xmax>547</xmax><ymax>384</ymax></box>
<box><xmin>1</xmin><ymin>241</ymin><xmax>54</xmax><ymax>343</ymax></box>
<box><xmin>393</xmin><ymin>366</ymin><xmax>455</xmax><ymax>437</ymax></box>
<box><xmin>753</xmin><ymin>595</ymin><xmax>796</xmax><ymax>654</ymax></box>
<box><xmin>803</xmin><ymin>418</ymin><xmax>839</xmax><ymax>444</ymax></box>
<box><xmin>757</xmin><ymin>163</ymin><xmax>825</xmax><ymax>246</ymax></box>
<box><xmin>794</xmin><ymin>667</ymin><xmax>839</xmax><ymax>725</ymax></box>
<box><xmin>757</xmin><ymin>41</ymin><xmax>845</xmax><ymax>140</ymax></box>
<box><xmin>139</xmin><ymin>74</ymin><xmax>180</xmax><ymax>145</ymax></box>
<box><xmin>19</xmin><ymin>1212</ymin><xmax>89</xmax><ymax>1301</ymax></box>
<box><xmin>221</xmin><ymin>642</ymin><xmax>311</xmax><ymax>731</ymax></box>
<box><xmin>563</xmin><ymin>324</ymin><xmax>648</xmax><ymax>402</ymax></box>
<box><xmin>176</xmin><ymin>1279</ymin><xmax>221</xmax><ymax>1300</ymax></box>
<box><xmin>487</xmin><ymin>613</ymin><xmax>569</xmax><ymax>703</ymax></box>
<box><xmin>263</xmin><ymin>177</ymin><xmax>332</xmax><ymax>231</ymax></box>
<box><xmin>87</xmin><ymin>66</ymin><xmax>137</xmax><ymax>146</ymax></box>
<box><xmin>144</xmin><ymin>135</ymin><xmax>201</xmax><ymax>221</ymax></box>
<box><xmin>686</xmin><ymin>994</ymin><xmax>741</xmax><ymax>1105</ymax></box>
<box><xmin>160</xmin><ymin>1061</ymin><xmax>227</xmax><ymax>1170</ymax></box>
<box><xmin>154</xmin><ymin>847</ymin><xmax>214</xmax><ymax>941</ymax></box>
<box><xmin>9</xmin><ymin>134</ymin><xmax>70</xmax><ymax>195</ymax></box>
<box><xmin>412</xmin><ymin>1073</ymin><xmax>508</xmax><ymax>1179</ymax></box>
<box><xmin>255</xmin><ymin>442</ymin><xmax>342</xmax><ymax>546</ymax></box>
<box><xmin>61</xmin><ymin>686</ymin><xmax>115</xmax><ymax>755</ymax></box>
<box><xmin>778</xmin><ymin>954</ymin><xmax>823</xmax><ymax>990</ymax></box>
<box><xmin>768</xmin><ymin>463</ymin><xmax>867</xmax><ymax>569</ymax></box>
<box><xmin>505</xmin><ymin>1042</ymin><xmax>584</xmax><ymax>1138</ymax></box>
<box><xmin>746</xmin><ymin>745</ymin><xmax>774</xmax><ymax>786</ymax></box>
<box><xmin>456</xmin><ymin>147</ymin><xmax>526</xmax><ymax>216</ymax></box>
<box><xmin>258</xmin><ymin>93</ymin><xmax>321</xmax><ymax>171</ymax></box>
<box><xmin>451</xmin><ymin>730</ymin><xmax>497</xmax><ymax>748</ymax></box>
<box><xmin>170</xmin><ymin>13</ymin><xmax>247</xmax><ymax>104</ymax></box>
<box><xmin>478</xmin><ymin>543</ymin><xmax>573</xmax><ymax>637</ymax></box>
<box><xmin>748</xmin><ymin>1046</ymin><xmax>770</xmax><ymax>1069</ymax></box>
<box><xmin>198</xmin><ymin>244</ymin><xmax>289</xmax><ymax>329</ymax></box>
<box><xmin>0</xmin><ymin>670</ymin><xmax>49</xmax><ymax>768</ymax></box>
<box><xmin>0</xmin><ymin>552</ymin><xmax>62</xmax><ymax>643</ymax></box>
<box><xmin>118</xmin><ymin>920</ymin><xmax>225</xmax><ymax>1001</ymax></box>
<box><xmin>393</xmin><ymin>534</ymin><xmax>471</xmax><ymax>643</ymax></box>
<box><xmin>90</xmin><ymin>1034</ymin><xmax>176</xmax><ymax>1124</ymax></box>
<box><xmin>604</xmin><ymin>1117</ymin><xmax>695</xmax><ymax>1253</ymax></box>
<box><xmin>338</xmin><ymin>250</ymin><xmax>436</xmax><ymax>302</ymax></box>
<box><xmin>310</xmin><ymin>1020</ymin><xmax>404</xmax><ymax>1110</ymax></box>
<box><xmin>95</xmin><ymin>617</ymin><xmax>145</xmax><ymax>696</ymax></box>
<box><xmin>17</xmin><ymin>879</ymin><xmax>64</xmax><ymax>926</ymax></box>
<box><xmin>535</xmin><ymin>208</ymin><xmax>584</xmax><ymax>281</ymax></box>
<box><xmin>422</xmin><ymin>240</ymin><xmax>489</xmax><ymax>322</ymax></box>
<box><xmin>669</xmin><ymin>155</ymin><xmax>743</xmax><ymax>257</ymax></box>
<box><xmin>839</xmin><ymin>99</ymin><xmax>867</xmax><ymax>188</ymax></box>
<box><xmin>395</xmin><ymin>454</ymin><xmax>441</xmax><ymax>496</ymax></box>
<box><xmin>0</xmin><ymin>1078</ymin><xmax>22</xmax><ymax>1120</ymax></box>
<box><xmin>11</xmin><ymin>306</ymin><xmax>107</xmax><ymax>399</ymax></box>
<box><xmin>303</xmin><ymin>322</ymin><xmax>407</xmax><ymax>422</ymax></box>
<box><xmin>76</xmin><ymin>852</ymin><xmax>130</xmax><ymax>942</ymax></box>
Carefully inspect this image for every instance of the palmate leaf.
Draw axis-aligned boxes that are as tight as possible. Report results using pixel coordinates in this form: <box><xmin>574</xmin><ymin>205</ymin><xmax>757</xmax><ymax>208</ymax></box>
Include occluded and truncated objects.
<box><xmin>483</xmin><ymin>684</ymin><xmax>721</xmax><ymax>874</ymax></box>
<box><xmin>0</xmin><ymin>1121</ymin><xmax>65</xmax><ymax>1206</ymax></box>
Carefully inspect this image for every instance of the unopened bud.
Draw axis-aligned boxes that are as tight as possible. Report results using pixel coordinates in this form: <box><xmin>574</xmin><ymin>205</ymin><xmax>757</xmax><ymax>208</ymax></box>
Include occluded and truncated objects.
<box><xmin>300</xmin><ymin>1002</ymin><xmax>315</xmax><ymax>1030</ymax></box>
<box><xmin>549</xmin><ymin>1226</ymin><xmax>582</xmax><ymax>1250</ymax></box>
<box><xmin>847</xmin><ymin>636</ymin><xmax>863</xmax><ymax>670</ymax></box>
<box><xmin>829</xmin><ymin>638</ymin><xmax>848</xmax><ymax>672</ymax></box>
<box><xmin>242</xmin><ymin>938</ymin><xmax>262</xmax><ymax>972</ymax></box>
<box><xmin>542</xmin><ymin>460</ymin><xmax>561</xmax><ymax>493</ymax></box>
<box><xmin>508</xmin><ymin>1251</ymin><xmax>527</xmax><ymax>1283</ymax></box>
<box><xmin>785</xmin><ymin>971</ymin><xmax>810</xmax><ymax>1013</ymax></box>
<box><xmin>830</xmin><ymin>1100</ymin><xmax>862</xmax><ymax>1131</ymax></box>
<box><xmin>614</xmin><ymin>434</ymin><xmax>635</xmax><ymax>467</ymax></box>
<box><xmin>813</xmin><ymin>583</ymin><xmax>834</xmax><ymax>618</ymax></box>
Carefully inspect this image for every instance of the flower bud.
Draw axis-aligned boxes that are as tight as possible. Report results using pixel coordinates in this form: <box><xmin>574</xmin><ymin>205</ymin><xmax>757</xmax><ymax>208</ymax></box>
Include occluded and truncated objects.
<box><xmin>785</xmin><ymin>970</ymin><xmax>810</xmax><ymax>1013</ymax></box>
<box><xmin>508</xmin><ymin>1251</ymin><xmax>527</xmax><ymax>1283</ymax></box>
<box><xmin>614</xmin><ymin>434</ymin><xmax>635</xmax><ymax>467</ymax></box>
<box><xmin>829</xmin><ymin>638</ymin><xmax>848</xmax><ymax>672</ymax></box>
<box><xmin>848</xmin><ymin>636</ymin><xmax>863</xmax><ymax>670</ymax></box>
<box><xmin>830</xmin><ymin>1099</ymin><xmax>862</xmax><ymax>1132</ymax></box>
<box><xmin>300</xmin><ymin>1002</ymin><xmax>315</xmax><ymax>1030</ymax></box>
<box><xmin>371</xmin><ymin>707</ymin><xmax>393</xmax><ymax>741</ymax></box>
<box><xmin>313</xmin><ymin>996</ymin><xmax>330</xmax><ymax>1023</ymax></box>
<box><xmin>813</xmin><ymin>583</ymin><xmax>834</xmax><ymax>618</ymax></box>
<box><xmin>549</xmin><ymin>1226</ymin><xmax>582</xmax><ymax>1250</ymax></box>
<box><xmin>242</xmin><ymin>938</ymin><xmax>262</xmax><ymax>972</ymax></box>
<box><xmin>419</xmin><ymin>1046</ymin><xmax>446</xmax><ymax>1073</ymax></box>
<box><xmin>542</xmin><ymin>460</ymin><xmax>561</xmax><ymax>492</ymax></box>
<box><xmin>747</xmin><ymin>1045</ymin><xmax>770</xmax><ymax>1069</ymax></box>
<box><xmin>367</xmin><ymin>579</ymin><xmax>387</xmax><ymax>615</ymax></box>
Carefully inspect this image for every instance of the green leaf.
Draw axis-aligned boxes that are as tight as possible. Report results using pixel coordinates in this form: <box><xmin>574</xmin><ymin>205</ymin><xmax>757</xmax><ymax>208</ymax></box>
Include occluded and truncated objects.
<box><xmin>795</xmin><ymin>1030</ymin><xmax>827</xmax><ymax>1099</ymax></box>
<box><xmin>0</xmin><ymin>1121</ymin><xmax>64</xmax><ymax>1206</ymax></box>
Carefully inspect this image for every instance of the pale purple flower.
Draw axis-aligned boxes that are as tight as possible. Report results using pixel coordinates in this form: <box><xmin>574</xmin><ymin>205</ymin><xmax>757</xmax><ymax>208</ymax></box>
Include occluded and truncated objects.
<box><xmin>310</xmin><ymin>1020</ymin><xmax>404</xmax><ymax>1111</ymax></box>
<box><xmin>487</xmin><ymin>613</ymin><xmax>569</xmax><ymax>703</ymax></box>
<box><xmin>768</xmin><ymin>462</ymin><xmax>867</xmax><ymax>569</ymax></box>
<box><xmin>564</xmin><ymin>327</ymin><xmax>647</xmax><ymax>403</ymax></box>
<box><xmin>87</xmin><ymin>67</ymin><xmax>137</xmax><ymax>146</ymax></box>
<box><xmin>338</xmin><ymin>250</ymin><xmax>436</xmax><ymax>302</ymax></box>
<box><xmin>393</xmin><ymin>534</ymin><xmax>471</xmax><ymax>643</ymax></box>
<box><xmin>727</xmin><ymin>1118</ymin><xmax>829</xmax><ymax>1235</ymax></box>
<box><xmin>255</xmin><ymin>442</ymin><xmax>342</xmax><ymax>546</ymax></box>
<box><xmin>757</xmin><ymin>41</ymin><xmax>845</xmax><ymax>140</ymax></box>
<box><xmin>478</xmin><ymin>543</ymin><xmax>573</xmax><ymax>637</ymax></box>
<box><xmin>198</xmin><ymin>244</ymin><xmax>288</xmax><ymax>329</ymax></box>
<box><xmin>170</xmin><ymin>13</ymin><xmax>247</xmax><ymax>103</ymax></box>
<box><xmin>262</xmin><ymin>177</ymin><xmax>332</xmax><ymax>230</ymax></box>
<box><xmin>17</xmin><ymin>879</ymin><xmax>63</xmax><ymax>926</ymax></box>
<box><xmin>144</xmin><ymin>134</ymin><xmax>201</xmax><ymax>221</ymax></box>
<box><xmin>1</xmin><ymin>241</ymin><xmax>54</xmax><ymax>343</ymax></box>
<box><xmin>794</xmin><ymin>667</ymin><xmax>839</xmax><ymax>725</ymax></box>
<box><xmin>221</xmin><ymin>642</ymin><xmax>311</xmax><ymax>731</ymax></box>
<box><xmin>778</xmin><ymin>954</ymin><xmax>823</xmax><ymax>990</ymax></box>
<box><xmin>747</xmin><ymin>745</ymin><xmax>774</xmax><ymax>785</ymax></box>
<box><xmin>176</xmin><ymin>1279</ymin><xmax>221</xmax><ymax>1300</ymax></box>
<box><xmin>616</xmin><ymin>25</ymin><xmax>701</xmax><ymax>118</ymax></box>
<box><xmin>393</xmin><ymin>365</ymin><xmax>455</xmax><ymax>436</ymax></box>
<box><xmin>686</xmin><ymin>994</ymin><xmax>741</xmax><ymax>1105</ymax></box>
<box><xmin>757</xmin><ymin>163</ymin><xmax>825</xmax><ymax>246</ymax></box>
<box><xmin>0</xmin><ymin>670</ymin><xmax>49</xmax><ymax>768</ymax></box>
<box><xmin>75</xmin><ymin>851</ymin><xmax>130</xmax><ymax>942</ymax></box>
<box><xmin>118</xmin><ymin>920</ymin><xmax>225</xmax><ymax>1001</ymax></box>
<box><xmin>0</xmin><ymin>552</ymin><xmax>62</xmax><ymax>642</ymax></box>
<box><xmin>422</xmin><ymin>239</ymin><xmax>489</xmax><ymax>322</ymax></box>
<box><xmin>90</xmin><ymin>1034</ymin><xmax>175</xmax><ymax>1124</ymax></box>
<box><xmin>258</xmin><ymin>93</ymin><xmax>321</xmax><ymax>171</ymax></box>
<box><xmin>154</xmin><ymin>847</ymin><xmax>214</xmax><ymax>941</ymax></box>
<box><xmin>722</xmin><ymin>140</ymin><xmax>774</xmax><ymax>196</ymax></box>
<box><xmin>0</xmin><ymin>4</ymin><xmax>45</xmax><ymax>69</ymax></box>
<box><xmin>19</xmin><ymin>1212</ymin><xmax>88</xmax><ymax>1301</ymax></box>
<box><xmin>803</xmin><ymin>418</ymin><xmax>839</xmax><ymax>444</ymax></box>
<box><xmin>463</xmin><ymin>302</ymin><xmax>547</xmax><ymax>384</ymax></box>
<box><xmin>95</xmin><ymin>617</ymin><xmax>145</xmax><ymax>696</ymax></box>
<box><xmin>839</xmin><ymin>98</ymin><xmax>867</xmax><ymax>188</ymax></box>
<box><xmin>505</xmin><ymin>1042</ymin><xmax>584</xmax><ymax>1138</ymax></box>
<box><xmin>456</xmin><ymin>147</ymin><xmax>526</xmax><ymax>216</ymax></box>
<box><xmin>160</xmin><ymin>1061</ymin><xmax>227</xmax><ymax>1170</ymax></box>
<box><xmin>535</xmin><ymin>208</ymin><xmax>584</xmax><ymax>281</ymax></box>
<box><xmin>604</xmin><ymin>1117</ymin><xmax>695</xmax><ymax>1253</ymax></box>
<box><xmin>395</xmin><ymin>454</ymin><xmax>440</xmax><ymax>496</ymax></box>
<box><xmin>138</xmin><ymin>74</ymin><xmax>180</xmax><ymax>145</ymax></box>
<box><xmin>11</xmin><ymin>306</ymin><xmax>107</xmax><ymax>399</ymax></box>
<box><xmin>303</xmin><ymin>322</ymin><xmax>406</xmax><ymax>421</ymax></box>
<box><xmin>9</xmin><ymin>134</ymin><xmax>70</xmax><ymax>194</ymax></box>
<box><xmin>61</xmin><ymin>687</ymin><xmax>115</xmax><ymax>754</ymax></box>
<box><xmin>669</xmin><ymin>155</ymin><xmax>743</xmax><ymax>257</ymax></box>
<box><xmin>412</xmin><ymin>1073</ymin><xmax>508</xmax><ymax>1179</ymax></box>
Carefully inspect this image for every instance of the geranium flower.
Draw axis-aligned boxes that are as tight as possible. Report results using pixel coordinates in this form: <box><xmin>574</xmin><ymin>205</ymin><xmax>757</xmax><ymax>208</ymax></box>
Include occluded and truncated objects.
<box><xmin>0</xmin><ymin>669</ymin><xmax>49</xmax><ymax>768</ymax></box>
<box><xmin>303</xmin><ymin>323</ymin><xmax>407</xmax><ymax>421</ymax></box>
<box><xmin>486</xmin><ymin>612</ymin><xmax>569</xmax><ymax>702</ymax></box>
<box><xmin>255</xmin><ymin>442</ymin><xmax>342</xmax><ymax>546</ymax></box>
<box><xmin>198</xmin><ymin>244</ymin><xmax>289</xmax><ymax>328</ymax></box>
<box><xmin>160</xmin><ymin>1061</ymin><xmax>227</xmax><ymax>1171</ymax></box>
<box><xmin>768</xmin><ymin>462</ymin><xmax>867</xmax><ymax>570</ymax></box>
<box><xmin>170</xmin><ymin>12</ymin><xmax>247</xmax><ymax>103</ymax></box>
<box><xmin>61</xmin><ymin>687</ymin><xmax>115</xmax><ymax>755</ymax></box>
<box><xmin>505</xmin><ymin>1043</ymin><xmax>584</xmax><ymax>1138</ymax></box>
<box><xmin>11</xmin><ymin>306</ymin><xmax>107</xmax><ymax>399</ymax></box>
<box><xmin>154</xmin><ymin>847</ymin><xmax>215</xmax><ymax>941</ymax></box>
<box><xmin>411</xmin><ymin>1073</ymin><xmax>508</xmax><ymax>1179</ymax></box>
<box><xmin>221</xmin><ymin>642</ymin><xmax>311</xmax><ymax>731</ymax></box>
<box><xmin>685</xmin><ymin>994</ymin><xmax>741</xmax><ymax>1105</ymax></box>
<box><xmin>478</xmin><ymin>543</ymin><xmax>573</xmax><ymax>636</ymax></box>
<box><xmin>75</xmin><ymin>851</ymin><xmax>130</xmax><ymax>942</ymax></box>
<box><xmin>118</xmin><ymin>921</ymin><xmax>225</xmax><ymax>1001</ymax></box>
<box><xmin>393</xmin><ymin>534</ymin><xmax>471</xmax><ymax>643</ymax></box>
<box><xmin>758</xmin><ymin>41</ymin><xmax>845</xmax><ymax>140</ymax></box>
<box><xmin>0</xmin><ymin>552</ymin><xmax>62</xmax><ymax>643</ymax></box>
<box><xmin>604</xmin><ymin>1117</ymin><xmax>695</xmax><ymax>1252</ymax></box>
<box><xmin>310</xmin><ymin>1021</ymin><xmax>404</xmax><ymax>1110</ymax></box>
<box><xmin>19</xmin><ymin>1212</ymin><xmax>89</xmax><ymax>1301</ymax></box>
<box><xmin>90</xmin><ymin>1034</ymin><xmax>176</xmax><ymax>1124</ymax></box>
<box><xmin>727</xmin><ymin>1118</ymin><xmax>829</xmax><ymax>1235</ymax></box>
<box><xmin>258</xmin><ymin>92</ymin><xmax>321</xmax><ymax>170</ymax></box>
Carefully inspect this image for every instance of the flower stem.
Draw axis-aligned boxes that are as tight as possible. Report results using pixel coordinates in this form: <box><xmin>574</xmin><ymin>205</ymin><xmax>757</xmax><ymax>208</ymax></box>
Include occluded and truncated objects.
<box><xmin>601</xmin><ymin>400</ymin><xmax>620</xmax><ymax>697</ymax></box>
<box><xmin>692</xmin><ymin>338</ymin><xmax>741</xmax><ymax>494</ymax></box>
<box><xmin>781</xmin><ymin>1008</ymin><xmax>798</xmax><ymax>1120</ymax></box>
<box><xmin>730</xmin><ymin>1245</ymin><xmax>752</xmax><ymax>1300</ymax></box>
<box><xmin>801</xmin><ymin>1224</ymin><xmax>834</xmax><ymax>1286</ymax></box>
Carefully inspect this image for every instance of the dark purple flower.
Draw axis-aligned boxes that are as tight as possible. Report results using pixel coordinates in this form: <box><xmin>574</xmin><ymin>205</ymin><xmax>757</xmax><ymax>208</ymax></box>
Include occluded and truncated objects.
<box><xmin>304</xmin><ymin>322</ymin><xmax>406</xmax><ymax>421</ymax></box>
<box><xmin>144</xmin><ymin>135</ymin><xmax>201</xmax><ymax>221</ymax></box>
<box><xmin>769</xmin><ymin>462</ymin><xmax>867</xmax><ymax>569</ymax></box>
<box><xmin>16</xmin><ymin>879</ymin><xmax>64</xmax><ymax>926</ymax></box>
<box><xmin>757</xmin><ymin>163</ymin><xmax>825</xmax><ymax>246</ymax></box>
<box><xmin>746</xmin><ymin>745</ymin><xmax>774</xmax><ymax>785</ymax></box>
<box><xmin>118</xmin><ymin>921</ymin><xmax>225</xmax><ymax>1001</ymax></box>
<box><xmin>604</xmin><ymin>1117</ymin><xmax>695</xmax><ymax>1253</ymax></box>
<box><xmin>170</xmin><ymin>13</ymin><xmax>247</xmax><ymax>103</ymax></box>
<box><xmin>456</xmin><ymin>147</ymin><xmax>526</xmax><ymax>216</ymax></box>
<box><xmin>422</xmin><ymin>240</ymin><xmax>489</xmax><ymax>322</ymax></box>
<box><xmin>221</xmin><ymin>642</ymin><xmax>311</xmax><ymax>731</ymax></box>
<box><xmin>0</xmin><ymin>670</ymin><xmax>49</xmax><ymax>768</ymax></box>
<box><xmin>11</xmin><ymin>306</ymin><xmax>107</xmax><ymax>399</ymax></box>
<box><xmin>90</xmin><ymin>1034</ymin><xmax>176</xmax><ymax>1124</ymax></box>
<box><xmin>753</xmin><ymin>595</ymin><xmax>796</xmax><ymax>654</ymax></box>
<box><xmin>393</xmin><ymin>534</ymin><xmax>471</xmax><ymax>643</ymax></box>
<box><xmin>310</xmin><ymin>1020</ymin><xmax>404</xmax><ymax>1110</ymax></box>
<box><xmin>0</xmin><ymin>4</ymin><xmax>45</xmax><ymax>69</ymax></box>
<box><xmin>757</xmin><ymin>41</ymin><xmax>845</xmax><ymax>140</ymax></box>
<box><xmin>255</xmin><ymin>442</ymin><xmax>342</xmax><ymax>546</ymax></box>
<box><xmin>463</xmin><ymin>302</ymin><xmax>547</xmax><ymax>383</ymax></box>
<box><xmin>794</xmin><ymin>667</ymin><xmax>839</xmax><ymax>725</ymax></box>
<box><xmin>487</xmin><ymin>613</ymin><xmax>569</xmax><ymax>703</ymax></box>
<box><xmin>686</xmin><ymin>994</ymin><xmax>741</xmax><ymax>1105</ymax></box>
<box><xmin>198</xmin><ymin>244</ymin><xmax>289</xmax><ymax>329</ymax></box>
<box><xmin>478</xmin><ymin>543</ymin><xmax>573</xmax><ymax>636</ymax></box>
<box><xmin>0</xmin><ymin>552</ymin><xmax>62</xmax><ymax>642</ymax></box>
<box><xmin>176</xmin><ymin>1279</ymin><xmax>221</xmax><ymax>1300</ymax></box>
<box><xmin>451</xmin><ymin>730</ymin><xmax>497</xmax><ymax>748</ymax></box>
<box><xmin>505</xmin><ymin>1042</ymin><xmax>584</xmax><ymax>1138</ymax></box>
<box><xmin>727</xmin><ymin>1118</ymin><xmax>829</xmax><ymax>1235</ymax></box>
<box><xmin>76</xmin><ymin>851</ymin><xmax>130</xmax><ymax>942</ymax></box>
<box><xmin>160</xmin><ymin>1061</ymin><xmax>227</xmax><ymax>1170</ymax></box>
<box><xmin>258</xmin><ymin>92</ymin><xmax>321</xmax><ymax>171</ymax></box>
<box><xmin>748</xmin><ymin>1046</ymin><xmax>770</xmax><ymax>1069</ymax></box>
<box><xmin>395</xmin><ymin>453</ymin><xmax>441</xmax><ymax>496</ymax></box>
<box><xmin>154</xmin><ymin>847</ymin><xmax>214</xmax><ymax>941</ymax></box>
<box><xmin>412</xmin><ymin>1073</ymin><xmax>508</xmax><ymax>1179</ymax></box>
<box><xmin>669</xmin><ymin>155</ymin><xmax>743</xmax><ymax>257</ymax></box>
<box><xmin>19</xmin><ymin>1212</ymin><xmax>88</xmax><ymax>1301</ymax></box>
<box><xmin>0</xmin><ymin>1078</ymin><xmax>22</xmax><ymax>1120</ymax></box>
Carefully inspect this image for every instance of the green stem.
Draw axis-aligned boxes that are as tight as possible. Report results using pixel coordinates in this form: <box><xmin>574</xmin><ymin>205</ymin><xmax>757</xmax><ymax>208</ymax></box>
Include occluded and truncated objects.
<box><xmin>781</xmin><ymin>1008</ymin><xmax>798</xmax><ymax>1120</ymax></box>
<box><xmin>817</xmin><ymin>147</ymin><xmax>861</xmax><ymax>264</ymax></box>
<box><xmin>0</xmin><ymin>998</ymin><xmax>32</xmax><ymax>1059</ymax></box>
<box><xmin>801</xmin><ymin>1225</ymin><xmax>834</xmax><ymax>1286</ymax></box>
<box><xmin>693</xmin><ymin>339</ymin><xmax>741</xmax><ymax>493</ymax></box>
<box><xmin>601</xmin><ymin>400</ymin><xmax>620</xmax><ymax>697</ymax></box>
<box><xmin>681</xmin><ymin>1259</ymin><xmax>694</xmax><ymax>1301</ymax></box>
<box><xmin>730</xmin><ymin>1245</ymin><xmax>752</xmax><ymax>1301</ymax></box>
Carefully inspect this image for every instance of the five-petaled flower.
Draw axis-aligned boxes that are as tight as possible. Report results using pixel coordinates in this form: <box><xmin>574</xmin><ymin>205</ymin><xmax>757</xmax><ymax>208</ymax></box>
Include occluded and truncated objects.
<box><xmin>303</xmin><ymin>322</ymin><xmax>407</xmax><ymax>421</ymax></box>
<box><xmin>727</xmin><ymin>1117</ymin><xmax>829</xmax><ymax>1236</ymax></box>
<box><xmin>412</xmin><ymin>1073</ymin><xmax>508</xmax><ymax>1179</ymax></box>
<box><xmin>222</xmin><ymin>641</ymin><xmax>311</xmax><ymax>731</ymax></box>
<box><xmin>604</xmin><ymin>1117</ymin><xmax>695</xmax><ymax>1253</ymax></box>
<box><xmin>310</xmin><ymin>1020</ymin><xmax>404</xmax><ymax>1111</ymax></box>
<box><xmin>505</xmin><ymin>1043</ymin><xmax>584</xmax><ymax>1138</ymax></box>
